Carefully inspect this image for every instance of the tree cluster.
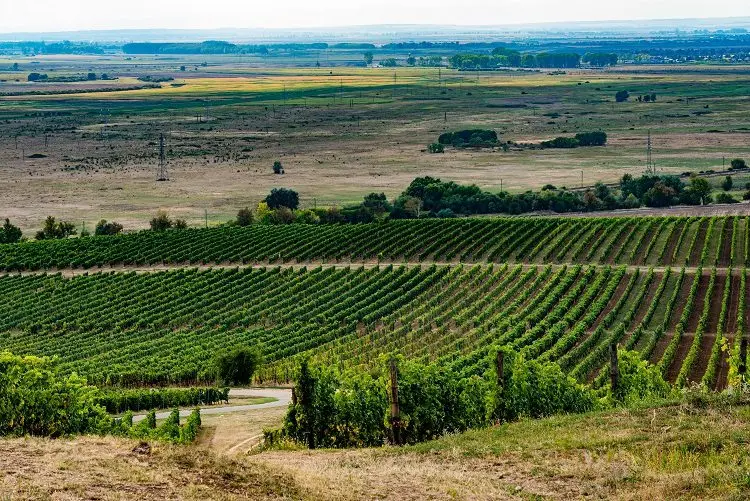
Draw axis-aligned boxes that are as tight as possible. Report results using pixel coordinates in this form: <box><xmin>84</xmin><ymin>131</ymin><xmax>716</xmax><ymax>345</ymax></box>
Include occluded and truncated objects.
<box><xmin>35</xmin><ymin>216</ymin><xmax>76</xmax><ymax>240</ymax></box>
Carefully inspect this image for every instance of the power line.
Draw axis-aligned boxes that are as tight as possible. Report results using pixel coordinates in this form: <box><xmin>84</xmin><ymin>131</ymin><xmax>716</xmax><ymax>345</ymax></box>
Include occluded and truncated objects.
<box><xmin>157</xmin><ymin>133</ymin><xmax>169</xmax><ymax>181</ymax></box>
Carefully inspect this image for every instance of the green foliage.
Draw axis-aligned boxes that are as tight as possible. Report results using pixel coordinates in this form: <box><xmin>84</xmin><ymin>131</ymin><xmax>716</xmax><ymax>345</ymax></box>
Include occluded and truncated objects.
<box><xmin>715</xmin><ymin>192</ymin><xmax>738</xmax><ymax>204</ymax></box>
<box><xmin>541</xmin><ymin>136</ymin><xmax>580</xmax><ymax>148</ymax></box>
<box><xmin>284</xmin><ymin>350</ymin><xmax>597</xmax><ymax>448</ymax></box>
<box><xmin>582</xmin><ymin>52</ymin><xmax>618</xmax><ymax>66</ymax></box>
<box><xmin>604</xmin><ymin>350</ymin><xmax>671</xmax><ymax>405</ymax></box>
<box><xmin>94</xmin><ymin>220</ymin><xmax>123</xmax><ymax>236</ymax></box>
<box><xmin>722</xmin><ymin>175</ymin><xmax>734</xmax><ymax>191</ymax></box>
<box><xmin>265</xmin><ymin>188</ymin><xmax>299</xmax><ymax>210</ymax></box>
<box><xmin>363</xmin><ymin>52</ymin><xmax>374</xmax><ymax>65</ymax></box>
<box><xmin>97</xmin><ymin>386</ymin><xmax>229</xmax><ymax>413</ymax></box>
<box><xmin>272</xmin><ymin>160</ymin><xmax>284</xmax><ymax>174</ymax></box>
<box><xmin>730</xmin><ymin>158</ymin><xmax>747</xmax><ymax>170</ymax></box>
<box><xmin>438</xmin><ymin>129</ymin><xmax>498</xmax><ymax>148</ymax></box>
<box><xmin>574</xmin><ymin>131</ymin><xmax>607</xmax><ymax>146</ymax></box>
<box><xmin>35</xmin><ymin>216</ymin><xmax>76</xmax><ymax>240</ymax></box>
<box><xmin>615</xmin><ymin>90</ymin><xmax>630</xmax><ymax>102</ymax></box>
<box><xmin>427</xmin><ymin>143</ymin><xmax>444</xmax><ymax>153</ymax></box>
<box><xmin>0</xmin><ymin>351</ymin><xmax>110</xmax><ymax>437</ymax></box>
<box><xmin>0</xmin><ymin>219</ymin><xmax>22</xmax><ymax>244</ymax></box>
<box><xmin>236</xmin><ymin>208</ymin><xmax>254</xmax><ymax>226</ymax></box>
<box><xmin>214</xmin><ymin>346</ymin><xmax>262</xmax><ymax>385</ymax></box>
<box><xmin>150</xmin><ymin>211</ymin><xmax>175</xmax><ymax>231</ymax></box>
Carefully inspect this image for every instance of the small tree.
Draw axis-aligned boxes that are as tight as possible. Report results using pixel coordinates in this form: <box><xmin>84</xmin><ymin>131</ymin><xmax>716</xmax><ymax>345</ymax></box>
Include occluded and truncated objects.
<box><xmin>35</xmin><ymin>216</ymin><xmax>76</xmax><ymax>240</ymax></box>
<box><xmin>273</xmin><ymin>161</ymin><xmax>284</xmax><ymax>175</ymax></box>
<box><xmin>149</xmin><ymin>211</ymin><xmax>173</xmax><ymax>231</ymax></box>
<box><xmin>722</xmin><ymin>175</ymin><xmax>733</xmax><ymax>192</ymax></box>
<box><xmin>214</xmin><ymin>346</ymin><xmax>262</xmax><ymax>386</ymax></box>
<box><xmin>265</xmin><ymin>188</ymin><xmax>299</xmax><ymax>210</ymax></box>
<box><xmin>94</xmin><ymin>220</ymin><xmax>123</xmax><ymax>236</ymax></box>
<box><xmin>86</xmin><ymin>72</ymin><xmax>97</xmax><ymax>81</ymax></box>
<box><xmin>0</xmin><ymin>219</ymin><xmax>22</xmax><ymax>244</ymax></box>
<box><xmin>363</xmin><ymin>51</ymin><xmax>374</xmax><ymax>66</ymax></box>
<box><xmin>236</xmin><ymin>208</ymin><xmax>254</xmax><ymax>226</ymax></box>
<box><xmin>174</xmin><ymin>219</ymin><xmax>188</xmax><ymax>229</ymax></box>
<box><xmin>615</xmin><ymin>90</ymin><xmax>629</xmax><ymax>102</ymax></box>
<box><xmin>730</xmin><ymin>158</ymin><xmax>747</xmax><ymax>170</ymax></box>
<box><xmin>428</xmin><ymin>143</ymin><xmax>445</xmax><ymax>153</ymax></box>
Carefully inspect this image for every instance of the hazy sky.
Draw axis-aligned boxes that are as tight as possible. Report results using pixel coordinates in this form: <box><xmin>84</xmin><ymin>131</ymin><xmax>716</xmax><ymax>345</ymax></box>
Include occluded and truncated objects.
<box><xmin>1</xmin><ymin>0</ymin><xmax>749</xmax><ymax>33</ymax></box>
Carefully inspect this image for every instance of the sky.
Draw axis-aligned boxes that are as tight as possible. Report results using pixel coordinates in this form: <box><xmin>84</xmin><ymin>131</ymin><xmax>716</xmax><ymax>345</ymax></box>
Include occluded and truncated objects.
<box><xmin>1</xmin><ymin>0</ymin><xmax>749</xmax><ymax>33</ymax></box>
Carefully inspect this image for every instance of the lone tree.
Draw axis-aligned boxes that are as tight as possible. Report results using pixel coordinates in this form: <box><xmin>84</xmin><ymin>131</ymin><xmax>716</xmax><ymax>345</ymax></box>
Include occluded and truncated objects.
<box><xmin>363</xmin><ymin>51</ymin><xmax>374</xmax><ymax>66</ymax></box>
<box><xmin>722</xmin><ymin>175</ymin><xmax>733</xmax><ymax>192</ymax></box>
<box><xmin>35</xmin><ymin>216</ymin><xmax>76</xmax><ymax>240</ymax></box>
<box><xmin>730</xmin><ymin>158</ymin><xmax>747</xmax><ymax>170</ymax></box>
<box><xmin>214</xmin><ymin>346</ymin><xmax>262</xmax><ymax>386</ymax></box>
<box><xmin>236</xmin><ymin>208</ymin><xmax>254</xmax><ymax>226</ymax></box>
<box><xmin>273</xmin><ymin>160</ymin><xmax>284</xmax><ymax>175</ymax></box>
<box><xmin>0</xmin><ymin>219</ymin><xmax>22</xmax><ymax>244</ymax></box>
<box><xmin>615</xmin><ymin>90</ymin><xmax>629</xmax><ymax>102</ymax></box>
<box><xmin>265</xmin><ymin>188</ymin><xmax>299</xmax><ymax>210</ymax></box>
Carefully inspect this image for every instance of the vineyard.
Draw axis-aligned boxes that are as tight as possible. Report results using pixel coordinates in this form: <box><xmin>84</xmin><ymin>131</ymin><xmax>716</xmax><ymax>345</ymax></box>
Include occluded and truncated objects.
<box><xmin>0</xmin><ymin>216</ymin><xmax>748</xmax><ymax>270</ymax></box>
<box><xmin>0</xmin><ymin>248</ymin><xmax>747</xmax><ymax>389</ymax></box>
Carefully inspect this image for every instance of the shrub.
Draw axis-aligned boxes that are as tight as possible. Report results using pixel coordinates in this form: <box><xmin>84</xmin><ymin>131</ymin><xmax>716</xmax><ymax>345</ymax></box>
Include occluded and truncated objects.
<box><xmin>150</xmin><ymin>211</ymin><xmax>173</xmax><ymax>231</ymax></box>
<box><xmin>35</xmin><ymin>216</ymin><xmax>76</xmax><ymax>240</ymax></box>
<box><xmin>214</xmin><ymin>346</ymin><xmax>262</xmax><ymax>386</ymax></box>
<box><xmin>438</xmin><ymin>130</ymin><xmax>498</xmax><ymax>148</ymax></box>
<box><xmin>722</xmin><ymin>175</ymin><xmax>733</xmax><ymax>191</ymax></box>
<box><xmin>0</xmin><ymin>219</ymin><xmax>22</xmax><ymax>244</ymax></box>
<box><xmin>615</xmin><ymin>90</ymin><xmax>629</xmax><ymax>102</ymax></box>
<box><xmin>715</xmin><ymin>192</ymin><xmax>738</xmax><ymax>204</ymax></box>
<box><xmin>236</xmin><ymin>208</ymin><xmax>254</xmax><ymax>226</ymax></box>
<box><xmin>730</xmin><ymin>158</ymin><xmax>747</xmax><ymax>170</ymax></box>
<box><xmin>574</xmin><ymin>131</ymin><xmax>607</xmax><ymax>146</ymax></box>
<box><xmin>541</xmin><ymin>136</ymin><xmax>580</xmax><ymax>148</ymax></box>
<box><xmin>94</xmin><ymin>220</ymin><xmax>123</xmax><ymax>236</ymax></box>
<box><xmin>272</xmin><ymin>161</ymin><xmax>284</xmax><ymax>175</ymax></box>
<box><xmin>428</xmin><ymin>143</ymin><xmax>445</xmax><ymax>154</ymax></box>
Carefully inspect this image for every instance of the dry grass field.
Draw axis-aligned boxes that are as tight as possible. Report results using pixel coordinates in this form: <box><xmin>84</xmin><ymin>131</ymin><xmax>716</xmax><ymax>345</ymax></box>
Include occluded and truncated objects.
<box><xmin>1</xmin><ymin>56</ymin><xmax>749</xmax><ymax>232</ymax></box>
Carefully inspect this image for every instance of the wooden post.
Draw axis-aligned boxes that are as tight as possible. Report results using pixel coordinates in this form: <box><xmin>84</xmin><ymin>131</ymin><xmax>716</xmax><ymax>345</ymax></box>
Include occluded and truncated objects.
<box><xmin>609</xmin><ymin>342</ymin><xmax>619</xmax><ymax>394</ymax></box>
<box><xmin>740</xmin><ymin>338</ymin><xmax>748</xmax><ymax>376</ymax></box>
<box><xmin>496</xmin><ymin>351</ymin><xmax>504</xmax><ymax>388</ymax></box>
<box><xmin>291</xmin><ymin>387</ymin><xmax>297</xmax><ymax>406</ymax></box>
<box><xmin>389</xmin><ymin>358</ymin><xmax>402</xmax><ymax>446</ymax></box>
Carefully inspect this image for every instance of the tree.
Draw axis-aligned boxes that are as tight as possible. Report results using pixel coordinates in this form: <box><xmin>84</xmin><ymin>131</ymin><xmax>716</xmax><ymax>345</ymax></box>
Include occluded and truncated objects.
<box><xmin>0</xmin><ymin>219</ymin><xmax>22</xmax><ymax>244</ymax></box>
<box><xmin>406</xmin><ymin>55</ymin><xmax>416</xmax><ymax>66</ymax></box>
<box><xmin>273</xmin><ymin>161</ymin><xmax>284</xmax><ymax>175</ymax></box>
<box><xmin>94</xmin><ymin>220</ymin><xmax>123</xmax><ymax>236</ymax></box>
<box><xmin>361</xmin><ymin>193</ymin><xmax>392</xmax><ymax>220</ymax></box>
<box><xmin>265</xmin><ymin>188</ymin><xmax>299</xmax><ymax>210</ymax></box>
<box><xmin>35</xmin><ymin>216</ymin><xmax>76</xmax><ymax>240</ymax></box>
<box><xmin>730</xmin><ymin>158</ymin><xmax>747</xmax><ymax>170</ymax></box>
<box><xmin>149</xmin><ymin>211</ymin><xmax>173</xmax><ymax>231</ymax></box>
<box><xmin>236</xmin><ymin>208</ymin><xmax>254</xmax><ymax>226</ymax></box>
<box><xmin>86</xmin><ymin>72</ymin><xmax>97</xmax><ymax>80</ymax></box>
<box><xmin>214</xmin><ymin>346</ymin><xmax>262</xmax><ymax>386</ymax></box>
<box><xmin>684</xmin><ymin>177</ymin><xmax>712</xmax><ymax>205</ymax></box>
<box><xmin>363</xmin><ymin>51</ymin><xmax>374</xmax><ymax>66</ymax></box>
<box><xmin>722</xmin><ymin>175</ymin><xmax>733</xmax><ymax>191</ymax></box>
<box><xmin>428</xmin><ymin>143</ymin><xmax>444</xmax><ymax>153</ymax></box>
<box><xmin>180</xmin><ymin>65</ymin><xmax>186</xmax><ymax>71</ymax></box>
<box><xmin>615</xmin><ymin>90</ymin><xmax>629</xmax><ymax>102</ymax></box>
<box><xmin>11</xmin><ymin>62</ymin><xmax>18</xmax><ymax>71</ymax></box>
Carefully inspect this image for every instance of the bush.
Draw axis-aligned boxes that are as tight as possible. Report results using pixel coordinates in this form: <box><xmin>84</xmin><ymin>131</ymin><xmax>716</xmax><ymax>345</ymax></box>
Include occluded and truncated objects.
<box><xmin>236</xmin><ymin>208</ymin><xmax>254</xmax><ymax>226</ymax></box>
<box><xmin>150</xmin><ymin>211</ymin><xmax>173</xmax><ymax>231</ymax></box>
<box><xmin>722</xmin><ymin>175</ymin><xmax>733</xmax><ymax>191</ymax></box>
<box><xmin>94</xmin><ymin>220</ymin><xmax>123</xmax><ymax>236</ymax></box>
<box><xmin>615</xmin><ymin>90</ymin><xmax>629</xmax><ymax>102</ymax></box>
<box><xmin>35</xmin><ymin>216</ymin><xmax>76</xmax><ymax>240</ymax></box>
<box><xmin>273</xmin><ymin>161</ymin><xmax>284</xmax><ymax>175</ymax></box>
<box><xmin>541</xmin><ymin>136</ymin><xmax>580</xmax><ymax>149</ymax></box>
<box><xmin>214</xmin><ymin>346</ymin><xmax>262</xmax><ymax>386</ymax></box>
<box><xmin>438</xmin><ymin>130</ymin><xmax>498</xmax><ymax>148</ymax></box>
<box><xmin>428</xmin><ymin>143</ymin><xmax>445</xmax><ymax>154</ymax></box>
<box><xmin>730</xmin><ymin>158</ymin><xmax>747</xmax><ymax>170</ymax></box>
<box><xmin>0</xmin><ymin>219</ymin><xmax>22</xmax><ymax>244</ymax></box>
<box><xmin>604</xmin><ymin>350</ymin><xmax>671</xmax><ymax>406</ymax></box>
<box><xmin>715</xmin><ymin>192</ymin><xmax>738</xmax><ymax>204</ymax></box>
<box><xmin>436</xmin><ymin>208</ymin><xmax>456</xmax><ymax>218</ymax></box>
<box><xmin>0</xmin><ymin>352</ymin><xmax>110</xmax><ymax>437</ymax></box>
<box><xmin>574</xmin><ymin>131</ymin><xmax>607</xmax><ymax>146</ymax></box>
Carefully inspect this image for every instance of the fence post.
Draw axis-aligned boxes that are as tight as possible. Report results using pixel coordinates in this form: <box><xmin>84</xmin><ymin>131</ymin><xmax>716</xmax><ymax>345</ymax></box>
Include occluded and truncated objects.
<box><xmin>740</xmin><ymin>338</ymin><xmax>748</xmax><ymax>376</ymax></box>
<box><xmin>609</xmin><ymin>342</ymin><xmax>619</xmax><ymax>395</ymax></box>
<box><xmin>291</xmin><ymin>387</ymin><xmax>297</xmax><ymax>406</ymax></box>
<box><xmin>496</xmin><ymin>351</ymin><xmax>504</xmax><ymax>388</ymax></box>
<box><xmin>389</xmin><ymin>358</ymin><xmax>402</xmax><ymax>446</ymax></box>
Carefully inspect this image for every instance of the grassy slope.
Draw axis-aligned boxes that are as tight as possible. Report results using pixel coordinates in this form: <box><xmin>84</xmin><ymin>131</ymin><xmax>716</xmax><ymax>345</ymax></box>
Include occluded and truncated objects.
<box><xmin>256</xmin><ymin>397</ymin><xmax>750</xmax><ymax>500</ymax></box>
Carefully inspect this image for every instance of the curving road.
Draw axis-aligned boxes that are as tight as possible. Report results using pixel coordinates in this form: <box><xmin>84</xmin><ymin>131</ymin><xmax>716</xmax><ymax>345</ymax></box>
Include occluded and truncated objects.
<box><xmin>131</xmin><ymin>387</ymin><xmax>291</xmax><ymax>422</ymax></box>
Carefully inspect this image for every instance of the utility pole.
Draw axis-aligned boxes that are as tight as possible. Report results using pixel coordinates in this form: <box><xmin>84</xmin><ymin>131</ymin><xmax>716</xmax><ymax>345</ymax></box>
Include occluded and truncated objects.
<box><xmin>581</xmin><ymin>170</ymin><xmax>584</xmax><ymax>188</ymax></box>
<box><xmin>646</xmin><ymin>130</ymin><xmax>654</xmax><ymax>174</ymax></box>
<box><xmin>204</xmin><ymin>209</ymin><xmax>208</xmax><ymax>228</ymax></box>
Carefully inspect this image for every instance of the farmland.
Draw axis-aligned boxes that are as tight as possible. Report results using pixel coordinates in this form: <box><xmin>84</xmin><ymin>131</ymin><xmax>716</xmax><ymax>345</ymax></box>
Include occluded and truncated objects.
<box><xmin>0</xmin><ymin>216</ymin><xmax>747</xmax><ymax>392</ymax></box>
<box><xmin>1</xmin><ymin>55</ymin><xmax>750</xmax><ymax>232</ymax></box>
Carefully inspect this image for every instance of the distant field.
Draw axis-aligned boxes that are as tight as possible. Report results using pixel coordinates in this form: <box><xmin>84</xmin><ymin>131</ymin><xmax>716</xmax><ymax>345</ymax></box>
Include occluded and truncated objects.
<box><xmin>0</xmin><ymin>56</ymin><xmax>749</xmax><ymax>232</ymax></box>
